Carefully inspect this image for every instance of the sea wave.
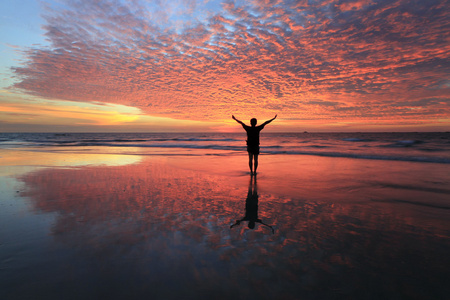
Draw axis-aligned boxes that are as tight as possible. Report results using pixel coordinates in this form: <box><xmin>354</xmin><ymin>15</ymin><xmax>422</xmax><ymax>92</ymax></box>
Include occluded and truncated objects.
<box><xmin>384</xmin><ymin>140</ymin><xmax>425</xmax><ymax>147</ymax></box>
<box><xmin>7</xmin><ymin>137</ymin><xmax>240</xmax><ymax>144</ymax></box>
<box><xmin>69</xmin><ymin>142</ymin><xmax>245</xmax><ymax>151</ymax></box>
<box><xmin>342</xmin><ymin>138</ymin><xmax>374</xmax><ymax>142</ymax></box>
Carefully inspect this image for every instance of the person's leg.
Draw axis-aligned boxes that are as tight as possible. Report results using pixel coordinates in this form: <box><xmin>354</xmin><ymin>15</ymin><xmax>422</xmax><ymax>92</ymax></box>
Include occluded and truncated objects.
<box><xmin>254</xmin><ymin>154</ymin><xmax>258</xmax><ymax>174</ymax></box>
<box><xmin>248</xmin><ymin>153</ymin><xmax>253</xmax><ymax>174</ymax></box>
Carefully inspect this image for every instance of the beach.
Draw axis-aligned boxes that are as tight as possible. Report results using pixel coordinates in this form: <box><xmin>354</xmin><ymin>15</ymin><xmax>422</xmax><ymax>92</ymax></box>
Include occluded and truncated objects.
<box><xmin>1</xmin><ymin>133</ymin><xmax>449</xmax><ymax>299</ymax></box>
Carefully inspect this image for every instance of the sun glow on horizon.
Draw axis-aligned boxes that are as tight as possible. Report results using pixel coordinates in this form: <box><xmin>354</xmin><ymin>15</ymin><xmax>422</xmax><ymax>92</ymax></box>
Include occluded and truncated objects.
<box><xmin>0</xmin><ymin>91</ymin><xmax>221</xmax><ymax>132</ymax></box>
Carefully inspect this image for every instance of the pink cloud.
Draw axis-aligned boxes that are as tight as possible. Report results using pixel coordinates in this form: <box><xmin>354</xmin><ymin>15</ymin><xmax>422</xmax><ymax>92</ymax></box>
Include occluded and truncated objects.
<box><xmin>9</xmin><ymin>0</ymin><xmax>450</xmax><ymax>122</ymax></box>
<box><xmin>337</xmin><ymin>0</ymin><xmax>374</xmax><ymax>12</ymax></box>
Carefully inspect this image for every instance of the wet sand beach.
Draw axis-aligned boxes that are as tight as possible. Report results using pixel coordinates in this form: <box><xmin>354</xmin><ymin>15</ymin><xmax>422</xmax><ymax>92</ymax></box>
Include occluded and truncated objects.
<box><xmin>1</xmin><ymin>146</ymin><xmax>449</xmax><ymax>299</ymax></box>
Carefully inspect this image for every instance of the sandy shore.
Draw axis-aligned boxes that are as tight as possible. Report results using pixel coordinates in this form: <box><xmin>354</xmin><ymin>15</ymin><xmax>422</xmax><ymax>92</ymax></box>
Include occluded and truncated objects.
<box><xmin>1</xmin><ymin>147</ymin><xmax>449</xmax><ymax>299</ymax></box>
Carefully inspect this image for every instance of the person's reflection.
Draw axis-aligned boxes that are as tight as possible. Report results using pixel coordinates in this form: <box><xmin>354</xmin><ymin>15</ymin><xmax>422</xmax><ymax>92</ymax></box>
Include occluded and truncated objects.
<box><xmin>230</xmin><ymin>175</ymin><xmax>274</xmax><ymax>233</ymax></box>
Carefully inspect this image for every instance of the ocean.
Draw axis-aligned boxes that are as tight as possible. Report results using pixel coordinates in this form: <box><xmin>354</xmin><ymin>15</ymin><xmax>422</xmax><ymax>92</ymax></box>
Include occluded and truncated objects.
<box><xmin>1</xmin><ymin>131</ymin><xmax>449</xmax><ymax>164</ymax></box>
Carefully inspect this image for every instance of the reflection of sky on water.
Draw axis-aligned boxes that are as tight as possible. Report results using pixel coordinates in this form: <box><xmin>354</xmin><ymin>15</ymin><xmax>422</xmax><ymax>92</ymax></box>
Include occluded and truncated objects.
<box><xmin>0</xmin><ymin>148</ymin><xmax>141</xmax><ymax>177</ymax></box>
<box><xmin>1</xmin><ymin>151</ymin><xmax>447</xmax><ymax>299</ymax></box>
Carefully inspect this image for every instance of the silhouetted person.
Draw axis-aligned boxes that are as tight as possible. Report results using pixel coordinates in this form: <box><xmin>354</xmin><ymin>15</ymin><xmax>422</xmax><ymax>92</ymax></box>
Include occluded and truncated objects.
<box><xmin>230</xmin><ymin>175</ymin><xmax>274</xmax><ymax>233</ymax></box>
<box><xmin>232</xmin><ymin>114</ymin><xmax>277</xmax><ymax>175</ymax></box>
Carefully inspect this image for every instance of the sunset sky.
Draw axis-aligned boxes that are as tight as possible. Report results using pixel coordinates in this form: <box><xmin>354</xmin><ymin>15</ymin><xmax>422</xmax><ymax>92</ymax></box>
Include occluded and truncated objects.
<box><xmin>1</xmin><ymin>0</ymin><xmax>449</xmax><ymax>132</ymax></box>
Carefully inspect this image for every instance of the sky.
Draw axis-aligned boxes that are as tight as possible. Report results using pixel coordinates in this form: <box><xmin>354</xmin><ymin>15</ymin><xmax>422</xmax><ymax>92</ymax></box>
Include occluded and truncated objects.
<box><xmin>0</xmin><ymin>0</ymin><xmax>449</xmax><ymax>132</ymax></box>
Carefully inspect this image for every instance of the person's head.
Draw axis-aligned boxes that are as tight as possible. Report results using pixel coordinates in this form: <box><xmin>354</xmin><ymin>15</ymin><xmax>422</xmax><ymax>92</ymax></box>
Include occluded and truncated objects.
<box><xmin>250</xmin><ymin>118</ymin><xmax>257</xmax><ymax>126</ymax></box>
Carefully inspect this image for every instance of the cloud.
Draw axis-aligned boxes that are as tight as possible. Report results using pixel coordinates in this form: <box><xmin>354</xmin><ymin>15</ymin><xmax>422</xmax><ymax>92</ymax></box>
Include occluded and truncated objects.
<box><xmin>9</xmin><ymin>0</ymin><xmax>450</xmax><ymax>122</ymax></box>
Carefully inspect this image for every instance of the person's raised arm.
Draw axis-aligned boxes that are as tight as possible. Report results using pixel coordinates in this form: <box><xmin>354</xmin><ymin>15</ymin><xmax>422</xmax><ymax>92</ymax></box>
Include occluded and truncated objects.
<box><xmin>261</xmin><ymin>114</ymin><xmax>277</xmax><ymax>126</ymax></box>
<box><xmin>232</xmin><ymin>115</ymin><xmax>246</xmax><ymax>127</ymax></box>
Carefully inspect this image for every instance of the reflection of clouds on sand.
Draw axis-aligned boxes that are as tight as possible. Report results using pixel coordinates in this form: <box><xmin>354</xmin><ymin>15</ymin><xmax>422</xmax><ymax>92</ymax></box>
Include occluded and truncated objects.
<box><xmin>20</xmin><ymin>157</ymin><xmax>243</xmax><ymax>248</ymax></box>
<box><xmin>15</xmin><ymin>155</ymin><xmax>450</xmax><ymax>299</ymax></box>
